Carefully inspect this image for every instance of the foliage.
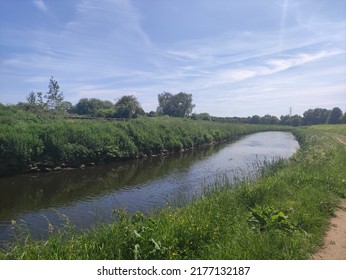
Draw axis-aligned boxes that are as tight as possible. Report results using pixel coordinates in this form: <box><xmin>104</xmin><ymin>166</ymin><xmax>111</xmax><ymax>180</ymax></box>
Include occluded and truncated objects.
<box><xmin>280</xmin><ymin>115</ymin><xmax>303</xmax><ymax>126</ymax></box>
<box><xmin>302</xmin><ymin>108</ymin><xmax>330</xmax><ymax>125</ymax></box>
<box><xmin>45</xmin><ymin>76</ymin><xmax>64</xmax><ymax>110</ymax></box>
<box><xmin>114</xmin><ymin>95</ymin><xmax>144</xmax><ymax>118</ymax></box>
<box><xmin>191</xmin><ymin>113</ymin><xmax>212</xmax><ymax>121</ymax></box>
<box><xmin>0</xmin><ymin>106</ymin><xmax>286</xmax><ymax>176</ymax></box>
<box><xmin>157</xmin><ymin>92</ymin><xmax>195</xmax><ymax>117</ymax></box>
<box><xmin>327</xmin><ymin>107</ymin><xmax>343</xmax><ymax>124</ymax></box>
<box><xmin>26</xmin><ymin>91</ymin><xmax>45</xmax><ymax>108</ymax></box>
<box><xmin>1</xmin><ymin>125</ymin><xmax>345</xmax><ymax>259</ymax></box>
<box><xmin>71</xmin><ymin>95</ymin><xmax>145</xmax><ymax>119</ymax></box>
<box><xmin>72</xmin><ymin>98</ymin><xmax>114</xmax><ymax>116</ymax></box>
<box><xmin>259</xmin><ymin>114</ymin><xmax>279</xmax><ymax>125</ymax></box>
<box><xmin>248</xmin><ymin>206</ymin><xmax>296</xmax><ymax>232</ymax></box>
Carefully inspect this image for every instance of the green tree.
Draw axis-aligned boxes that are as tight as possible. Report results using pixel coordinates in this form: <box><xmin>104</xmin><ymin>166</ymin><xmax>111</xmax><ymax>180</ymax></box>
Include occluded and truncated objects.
<box><xmin>303</xmin><ymin>108</ymin><xmax>330</xmax><ymax>125</ymax></box>
<box><xmin>280</xmin><ymin>114</ymin><xmax>302</xmax><ymax>126</ymax></box>
<box><xmin>25</xmin><ymin>91</ymin><xmax>46</xmax><ymax>110</ymax></box>
<box><xmin>45</xmin><ymin>76</ymin><xmax>64</xmax><ymax>110</ymax></box>
<box><xmin>327</xmin><ymin>107</ymin><xmax>343</xmax><ymax>124</ymax></box>
<box><xmin>157</xmin><ymin>92</ymin><xmax>195</xmax><ymax>117</ymax></box>
<box><xmin>260</xmin><ymin>114</ymin><xmax>279</xmax><ymax>125</ymax></box>
<box><xmin>342</xmin><ymin>113</ymin><xmax>346</xmax><ymax>124</ymax></box>
<box><xmin>251</xmin><ymin>115</ymin><xmax>261</xmax><ymax>124</ymax></box>
<box><xmin>26</xmin><ymin>91</ymin><xmax>37</xmax><ymax>105</ymax></box>
<box><xmin>60</xmin><ymin>101</ymin><xmax>73</xmax><ymax>113</ymax></box>
<box><xmin>73</xmin><ymin>98</ymin><xmax>114</xmax><ymax>116</ymax></box>
<box><xmin>291</xmin><ymin>115</ymin><xmax>303</xmax><ymax>126</ymax></box>
<box><xmin>191</xmin><ymin>112</ymin><xmax>211</xmax><ymax>121</ymax></box>
<box><xmin>114</xmin><ymin>95</ymin><xmax>144</xmax><ymax>118</ymax></box>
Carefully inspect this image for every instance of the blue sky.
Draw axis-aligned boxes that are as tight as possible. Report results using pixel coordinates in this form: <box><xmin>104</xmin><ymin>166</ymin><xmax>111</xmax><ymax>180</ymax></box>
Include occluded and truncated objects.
<box><xmin>1</xmin><ymin>0</ymin><xmax>345</xmax><ymax>117</ymax></box>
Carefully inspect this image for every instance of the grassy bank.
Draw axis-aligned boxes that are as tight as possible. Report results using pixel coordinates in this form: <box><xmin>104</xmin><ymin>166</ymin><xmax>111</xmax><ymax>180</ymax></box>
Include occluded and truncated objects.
<box><xmin>1</xmin><ymin>125</ymin><xmax>345</xmax><ymax>259</ymax></box>
<box><xmin>0</xmin><ymin>106</ymin><xmax>288</xmax><ymax>176</ymax></box>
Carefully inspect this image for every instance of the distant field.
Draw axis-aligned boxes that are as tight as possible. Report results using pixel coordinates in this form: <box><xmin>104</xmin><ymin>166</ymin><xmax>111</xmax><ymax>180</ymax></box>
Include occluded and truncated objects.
<box><xmin>310</xmin><ymin>124</ymin><xmax>346</xmax><ymax>136</ymax></box>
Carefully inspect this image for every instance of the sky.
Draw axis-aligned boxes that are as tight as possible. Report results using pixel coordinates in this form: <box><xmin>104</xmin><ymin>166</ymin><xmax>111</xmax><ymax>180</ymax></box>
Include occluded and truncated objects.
<box><xmin>0</xmin><ymin>0</ymin><xmax>345</xmax><ymax>117</ymax></box>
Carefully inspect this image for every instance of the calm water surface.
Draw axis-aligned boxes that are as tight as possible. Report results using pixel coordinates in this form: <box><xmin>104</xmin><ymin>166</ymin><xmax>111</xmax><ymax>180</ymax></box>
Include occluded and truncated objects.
<box><xmin>0</xmin><ymin>131</ymin><xmax>299</xmax><ymax>245</ymax></box>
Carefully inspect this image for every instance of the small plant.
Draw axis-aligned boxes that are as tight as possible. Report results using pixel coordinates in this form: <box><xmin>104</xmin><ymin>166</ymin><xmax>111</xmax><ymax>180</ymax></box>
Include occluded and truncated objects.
<box><xmin>113</xmin><ymin>210</ymin><xmax>168</xmax><ymax>259</ymax></box>
<box><xmin>248</xmin><ymin>205</ymin><xmax>296</xmax><ymax>232</ymax></box>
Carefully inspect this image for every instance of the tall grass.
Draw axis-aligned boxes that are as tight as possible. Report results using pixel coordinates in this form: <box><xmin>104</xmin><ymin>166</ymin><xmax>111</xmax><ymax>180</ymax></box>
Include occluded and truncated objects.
<box><xmin>0</xmin><ymin>108</ymin><xmax>288</xmax><ymax>176</ymax></box>
<box><xmin>309</xmin><ymin>124</ymin><xmax>346</xmax><ymax>136</ymax></box>
<box><xmin>1</xmin><ymin>125</ymin><xmax>345</xmax><ymax>259</ymax></box>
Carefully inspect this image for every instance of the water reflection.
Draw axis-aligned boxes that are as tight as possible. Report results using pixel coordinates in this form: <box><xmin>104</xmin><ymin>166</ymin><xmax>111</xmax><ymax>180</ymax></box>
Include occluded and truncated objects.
<box><xmin>0</xmin><ymin>131</ymin><xmax>299</xmax><ymax>245</ymax></box>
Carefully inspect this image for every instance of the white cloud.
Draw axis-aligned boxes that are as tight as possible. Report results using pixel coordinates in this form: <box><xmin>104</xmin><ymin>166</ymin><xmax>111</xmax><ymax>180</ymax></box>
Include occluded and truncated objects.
<box><xmin>265</xmin><ymin>50</ymin><xmax>344</xmax><ymax>74</ymax></box>
<box><xmin>1</xmin><ymin>0</ymin><xmax>345</xmax><ymax>116</ymax></box>
<box><xmin>194</xmin><ymin>49</ymin><xmax>344</xmax><ymax>91</ymax></box>
<box><xmin>33</xmin><ymin>0</ymin><xmax>47</xmax><ymax>13</ymax></box>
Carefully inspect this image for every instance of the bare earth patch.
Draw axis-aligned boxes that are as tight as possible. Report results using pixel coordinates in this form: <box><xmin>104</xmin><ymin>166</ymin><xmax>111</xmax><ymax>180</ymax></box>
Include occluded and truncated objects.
<box><xmin>335</xmin><ymin>135</ymin><xmax>346</xmax><ymax>146</ymax></box>
<box><xmin>311</xmin><ymin>200</ymin><xmax>346</xmax><ymax>260</ymax></box>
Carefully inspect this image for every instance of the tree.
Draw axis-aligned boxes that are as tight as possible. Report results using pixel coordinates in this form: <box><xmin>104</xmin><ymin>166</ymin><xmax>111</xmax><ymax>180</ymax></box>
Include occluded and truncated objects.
<box><xmin>45</xmin><ymin>76</ymin><xmax>64</xmax><ymax>110</ymax></box>
<box><xmin>191</xmin><ymin>112</ymin><xmax>212</xmax><ymax>121</ymax></box>
<box><xmin>342</xmin><ymin>113</ymin><xmax>346</xmax><ymax>124</ymax></box>
<box><xmin>26</xmin><ymin>91</ymin><xmax>37</xmax><ymax>105</ymax></box>
<box><xmin>25</xmin><ymin>91</ymin><xmax>46</xmax><ymax>110</ymax></box>
<box><xmin>157</xmin><ymin>92</ymin><xmax>195</xmax><ymax>117</ymax></box>
<box><xmin>260</xmin><ymin>114</ymin><xmax>279</xmax><ymax>125</ymax></box>
<box><xmin>291</xmin><ymin>115</ymin><xmax>303</xmax><ymax>127</ymax></box>
<box><xmin>60</xmin><ymin>101</ymin><xmax>73</xmax><ymax>113</ymax></box>
<box><xmin>114</xmin><ymin>95</ymin><xmax>144</xmax><ymax>118</ymax></box>
<box><xmin>73</xmin><ymin>98</ymin><xmax>114</xmax><ymax>116</ymax></box>
<box><xmin>280</xmin><ymin>114</ymin><xmax>302</xmax><ymax>126</ymax></box>
<box><xmin>303</xmin><ymin>108</ymin><xmax>330</xmax><ymax>125</ymax></box>
<box><xmin>251</xmin><ymin>115</ymin><xmax>261</xmax><ymax>124</ymax></box>
<box><xmin>327</xmin><ymin>107</ymin><xmax>343</xmax><ymax>124</ymax></box>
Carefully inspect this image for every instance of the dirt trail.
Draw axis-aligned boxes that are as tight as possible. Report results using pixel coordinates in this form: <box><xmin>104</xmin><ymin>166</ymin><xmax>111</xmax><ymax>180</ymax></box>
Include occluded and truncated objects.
<box><xmin>311</xmin><ymin>135</ymin><xmax>346</xmax><ymax>260</ymax></box>
<box><xmin>311</xmin><ymin>200</ymin><xmax>346</xmax><ymax>259</ymax></box>
<box><xmin>335</xmin><ymin>136</ymin><xmax>346</xmax><ymax>146</ymax></box>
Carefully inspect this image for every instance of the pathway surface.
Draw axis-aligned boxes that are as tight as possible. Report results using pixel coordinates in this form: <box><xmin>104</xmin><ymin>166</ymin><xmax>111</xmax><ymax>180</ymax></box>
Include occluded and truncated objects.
<box><xmin>311</xmin><ymin>135</ymin><xmax>346</xmax><ymax>260</ymax></box>
<box><xmin>311</xmin><ymin>200</ymin><xmax>346</xmax><ymax>260</ymax></box>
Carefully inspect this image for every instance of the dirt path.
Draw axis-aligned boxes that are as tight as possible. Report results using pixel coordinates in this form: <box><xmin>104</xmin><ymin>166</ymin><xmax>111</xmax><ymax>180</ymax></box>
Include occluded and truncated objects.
<box><xmin>311</xmin><ymin>135</ymin><xmax>346</xmax><ymax>260</ymax></box>
<box><xmin>311</xmin><ymin>200</ymin><xmax>346</xmax><ymax>259</ymax></box>
<box><xmin>335</xmin><ymin>135</ymin><xmax>346</xmax><ymax>146</ymax></box>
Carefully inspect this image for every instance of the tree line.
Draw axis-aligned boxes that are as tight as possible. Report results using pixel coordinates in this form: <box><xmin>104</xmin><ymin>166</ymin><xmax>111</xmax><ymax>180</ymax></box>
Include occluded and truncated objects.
<box><xmin>209</xmin><ymin>107</ymin><xmax>346</xmax><ymax>126</ymax></box>
<box><xmin>6</xmin><ymin>77</ymin><xmax>346</xmax><ymax>125</ymax></box>
<box><xmin>21</xmin><ymin>77</ymin><xmax>195</xmax><ymax>119</ymax></box>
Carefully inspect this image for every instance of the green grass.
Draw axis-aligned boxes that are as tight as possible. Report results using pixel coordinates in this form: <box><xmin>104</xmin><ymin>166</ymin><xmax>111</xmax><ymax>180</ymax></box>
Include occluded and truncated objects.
<box><xmin>309</xmin><ymin>124</ymin><xmax>346</xmax><ymax>136</ymax></box>
<box><xmin>1</xmin><ymin>124</ymin><xmax>345</xmax><ymax>259</ymax></box>
<box><xmin>0</xmin><ymin>106</ymin><xmax>289</xmax><ymax>176</ymax></box>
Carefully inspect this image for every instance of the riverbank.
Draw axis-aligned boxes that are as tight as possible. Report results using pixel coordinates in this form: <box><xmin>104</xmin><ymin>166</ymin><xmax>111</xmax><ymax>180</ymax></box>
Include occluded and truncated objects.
<box><xmin>310</xmin><ymin>127</ymin><xmax>346</xmax><ymax>260</ymax></box>
<box><xmin>0</xmin><ymin>107</ymin><xmax>289</xmax><ymax>177</ymax></box>
<box><xmin>1</xmin><ymin>125</ymin><xmax>345</xmax><ymax>259</ymax></box>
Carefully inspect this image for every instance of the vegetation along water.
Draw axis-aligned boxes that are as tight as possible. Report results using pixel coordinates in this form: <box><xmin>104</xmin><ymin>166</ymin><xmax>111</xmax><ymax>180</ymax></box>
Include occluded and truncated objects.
<box><xmin>0</xmin><ymin>123</ymin><xmax>345</xmax><ymax>259</ymax></box>
<box><xmin>0</xmin><ymin>105</ymin><xmax>290</xmax><ymax>177</ymax></box>
<box><xmin>0</xmin><ymin>130</ymin><xmax>298</xmax><ymax>245</ymax></box>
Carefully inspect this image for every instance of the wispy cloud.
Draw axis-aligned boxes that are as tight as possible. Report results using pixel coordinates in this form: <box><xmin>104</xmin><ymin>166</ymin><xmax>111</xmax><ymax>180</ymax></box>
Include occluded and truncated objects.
<box><xmin>1</xmin><ymin>0</ymin><xmax>345</xmax><ymax>116</ymax></box>
<box><xmin>195</xmin><ymin>49</ymin><xmax>344</xmax><ymax>90</ymax></box>
<box><xmin>33</xmin><ymin>0</ymin><xmax>47</xmax><ymax>13</ymax></box>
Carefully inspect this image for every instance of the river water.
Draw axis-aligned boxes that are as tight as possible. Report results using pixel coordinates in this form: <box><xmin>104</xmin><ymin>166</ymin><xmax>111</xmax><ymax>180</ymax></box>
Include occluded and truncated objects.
<box><xmin>0</xmin><ymin>131</ymin><xmax>299</xmax><ymax>246</ymax></box>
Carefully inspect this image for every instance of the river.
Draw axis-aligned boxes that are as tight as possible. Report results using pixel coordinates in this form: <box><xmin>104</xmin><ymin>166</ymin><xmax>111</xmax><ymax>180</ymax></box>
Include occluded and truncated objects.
<box><xmin>0</xmin><ymin>131</ymin><xmax>299</xmax><ymax>246</ymax></box>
